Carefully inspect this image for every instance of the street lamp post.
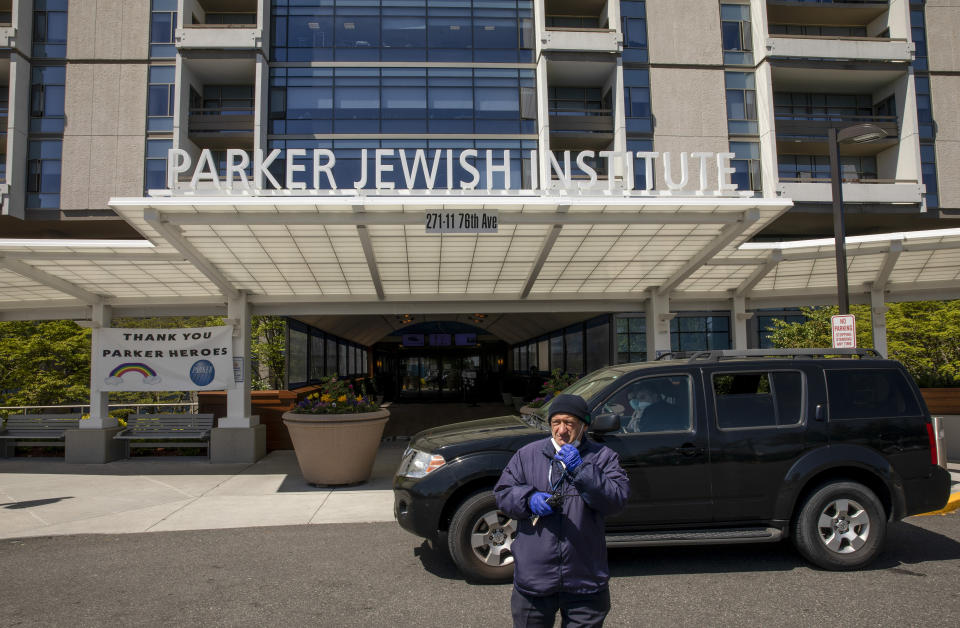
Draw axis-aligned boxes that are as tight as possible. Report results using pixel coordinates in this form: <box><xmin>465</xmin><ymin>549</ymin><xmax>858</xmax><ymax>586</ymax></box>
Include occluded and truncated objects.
<box><xmin>827</xmin><ymin>123</ymin><xmax>889</xmax><ymax>316</ymax></box>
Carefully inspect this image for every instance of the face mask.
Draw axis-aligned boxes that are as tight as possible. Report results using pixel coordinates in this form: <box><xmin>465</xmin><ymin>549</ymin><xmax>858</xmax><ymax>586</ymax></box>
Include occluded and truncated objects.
<box><xmin>630</xmin><ymin>399</ymin><xmax>651</xmax><ymax>411</ymax></box>
<box><xmin>551</xmin><ymin>422</ymin><xmax>585</xmax><ymax>451</ymax></box>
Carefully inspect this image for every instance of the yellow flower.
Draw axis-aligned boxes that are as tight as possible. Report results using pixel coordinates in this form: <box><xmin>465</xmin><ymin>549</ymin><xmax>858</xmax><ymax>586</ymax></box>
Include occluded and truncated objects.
<box><xmin>321</xmin><ymin>394</ymin><xmax>333</xmax><ymax>403</ymax></box>
<box><xmin>356</xmin><ymin>395</ymin><xmax>364</xmax><ymax>403</ymax></box>
<box><xmin>337</xmin><ymin>395</ymin><xmax>348</xmax><ymax>403</ymax></box>
<box><xmin>309</xmin><ymin>393</ymin><xmax>319</xmax><ymax>400</ymax></box>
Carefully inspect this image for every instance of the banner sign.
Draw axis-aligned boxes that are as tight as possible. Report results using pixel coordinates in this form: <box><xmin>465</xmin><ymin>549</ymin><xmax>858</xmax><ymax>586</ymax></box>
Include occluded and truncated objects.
<box><xmin>93</xmin><ymin>326</ymin><xmax>235</xmax><ymax>391</ymax></box>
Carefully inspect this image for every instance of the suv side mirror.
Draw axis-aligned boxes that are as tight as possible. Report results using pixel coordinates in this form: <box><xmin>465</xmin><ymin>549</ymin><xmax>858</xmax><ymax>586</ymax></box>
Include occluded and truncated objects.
<box><xmin>589</xmin><ymin>412</ymin><xmax>621</xmax><ymax>433</ymax></box>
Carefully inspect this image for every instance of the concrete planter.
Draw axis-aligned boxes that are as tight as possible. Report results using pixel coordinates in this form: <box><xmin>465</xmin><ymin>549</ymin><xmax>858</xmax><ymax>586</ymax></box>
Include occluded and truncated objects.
<box><xmin>501</xmin><ymin>392</ymin><xmax>513</xmax><ymax>406</ymax></box>
<box><xmin>920</xmin><ymin>389</ymin><xmax>960</xmax><ymax>463</ymax></box>
<box><xmin>282</xmin><ymin>408</ymin><xmax>389</xmax><ymax>486</ymax></box>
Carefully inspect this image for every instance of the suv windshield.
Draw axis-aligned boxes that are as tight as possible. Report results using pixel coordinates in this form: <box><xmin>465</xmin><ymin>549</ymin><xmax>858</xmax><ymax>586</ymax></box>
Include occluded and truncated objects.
<box><xmin>528</xmin><ymin>367</ymin><xmax>626</xmax><ymax>419</ymax></box>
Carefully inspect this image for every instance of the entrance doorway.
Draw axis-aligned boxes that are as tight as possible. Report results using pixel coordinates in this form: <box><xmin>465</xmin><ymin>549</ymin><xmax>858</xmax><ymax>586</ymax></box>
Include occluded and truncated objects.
<box><xmin>398</xmin><ymin>352</ymin><xmax>482</xmax><ymax>401</ymax></box>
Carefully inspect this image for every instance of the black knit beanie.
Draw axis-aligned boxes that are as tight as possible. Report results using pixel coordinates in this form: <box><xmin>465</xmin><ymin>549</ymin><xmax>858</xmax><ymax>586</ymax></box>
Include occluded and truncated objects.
<box><xmin>548</xmin><ymin>393</ymin><xmax>591</xmax><ymax>425</ymax></box>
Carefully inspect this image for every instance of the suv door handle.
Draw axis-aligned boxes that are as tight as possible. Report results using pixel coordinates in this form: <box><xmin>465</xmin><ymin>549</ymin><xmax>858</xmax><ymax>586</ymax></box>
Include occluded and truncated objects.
<box><xmin>676</xmin><ymin>445</ymin><xmax>704</xmax><ymax>457</ymax></box>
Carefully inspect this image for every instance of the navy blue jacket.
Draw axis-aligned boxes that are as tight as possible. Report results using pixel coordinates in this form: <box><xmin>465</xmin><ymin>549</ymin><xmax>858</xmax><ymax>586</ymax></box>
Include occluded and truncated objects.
<box><xmin>494</xmin><ymin>437</ymin><xmax>629</xmax><ymax>596</ymax></box>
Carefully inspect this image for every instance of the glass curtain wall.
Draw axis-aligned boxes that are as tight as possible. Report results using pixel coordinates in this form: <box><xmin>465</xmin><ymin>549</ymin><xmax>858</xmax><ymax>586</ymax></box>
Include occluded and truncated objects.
<box><xmin>27</xmin><ymin>2</ymin><xmax>68</xmax><ymax>210</ymax></box>
<box><xmin>268</xmin><ymin>1</ymin><xmax>537</xmax><ymax>191</ymax></box>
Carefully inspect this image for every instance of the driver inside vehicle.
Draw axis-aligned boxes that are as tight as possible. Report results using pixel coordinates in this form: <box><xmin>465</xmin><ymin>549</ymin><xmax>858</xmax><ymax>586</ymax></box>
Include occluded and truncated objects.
<box><xmin>608</xmin><ymin>378</ymin><xmax>690</xmax><ymax>433</ymax></box>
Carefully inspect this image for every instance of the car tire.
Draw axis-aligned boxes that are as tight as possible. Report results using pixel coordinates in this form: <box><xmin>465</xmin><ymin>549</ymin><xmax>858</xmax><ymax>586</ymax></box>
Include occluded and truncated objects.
<box><xmin>447</xmin><ymin>490</ymin><xmax>517</xmax><ymax>583</ymax></box>
<box><xmin>792</xmin><ymin>481</ymin><xmax>886</xmax><ymax>571</ymax></box>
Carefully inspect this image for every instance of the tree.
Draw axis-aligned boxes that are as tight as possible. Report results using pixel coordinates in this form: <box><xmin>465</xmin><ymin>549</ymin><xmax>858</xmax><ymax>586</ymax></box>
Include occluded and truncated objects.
<box><xmin>0</xmin><ymin>320</ymin><xmax>91</xmax><ymax>408</ymax></box>
<box><xmin>765</xmin><ymin>301</ymin><xmax>960</xmax><ymax>386</ymax></box>
<box><xmin>251</xmin><ymin>316</ymin><xmax>286</xmax><ymax>390</ymax></box>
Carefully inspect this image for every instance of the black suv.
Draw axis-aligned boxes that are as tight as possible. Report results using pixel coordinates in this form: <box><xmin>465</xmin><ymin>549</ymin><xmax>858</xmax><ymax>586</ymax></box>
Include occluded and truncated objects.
<box><xmin>393</xmin><ymin>349</ymin><xmax>951</xmax><ymax>581</ymax></box>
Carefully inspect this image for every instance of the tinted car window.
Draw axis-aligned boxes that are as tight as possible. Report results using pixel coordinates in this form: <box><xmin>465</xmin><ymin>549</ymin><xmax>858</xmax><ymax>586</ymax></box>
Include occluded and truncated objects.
<box><xmin>602</xmin><ymin>374</ymin><xmax>693</xmax><ymax>433</ymax></box>
<box><xmin>826</xmin><ymin>369</ymin><xmax>921</xmax><ymax>419</ymax></box>
<box><xmin>713</xmin><ymin>370</ymin><xmax>803</xmax><ymax>429</ymax></box>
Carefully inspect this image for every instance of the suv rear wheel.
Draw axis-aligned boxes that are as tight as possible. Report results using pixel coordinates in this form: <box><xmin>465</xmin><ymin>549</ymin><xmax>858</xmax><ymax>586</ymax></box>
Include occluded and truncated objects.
<box><xmin>447</xmin><ymin>490</ymin><xmax>516</xmax><ymax>583</ymax></box>
<box><xmin>792</xmin><ymin>481</ymin><xmax>886</xmax><ymax>571</ymax></box>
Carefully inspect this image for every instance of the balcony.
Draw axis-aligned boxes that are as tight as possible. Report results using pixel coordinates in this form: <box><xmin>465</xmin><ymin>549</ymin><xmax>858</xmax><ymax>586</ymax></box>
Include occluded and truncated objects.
<box><xmin>541</xmin><ymin>28</ymin><xmax>619</xmax><ymax>54</ymax></box>
<box><xmin>777</xmin><ymin>179</ymin><xmax>923</xmax><ymax>204</ymax></box>
<box><xmin>765</xmin><ymin>34</ymin><xmax>912</xmax><ymax>63</ymax></box>
<box><xmin>766</xmin><ymin>0</ymin><xmax>909</xmax><ymax>63</ymax></box>
<box><xmin>767</xmin><ymin>1</ymin><xmax>890</xmax><ymax>27</ymax></box>
<box><xmin>177</xmin><ymin>0</ymin><xmax>261</xmax><ymax>50</ymax></box>
<box><xmin>776</xmin><ymin>113</ymin><xmax>898</xmax><ymax>145</ymax></box>
<box><xmin>188</xmin><ymin>107</ymin><xmax>255</xmax><ymax>148</ymax></box>
<box><xmin>542</xmin><ymin>0</ymin><xmax>617</xmax><ymax>53</ymax></box>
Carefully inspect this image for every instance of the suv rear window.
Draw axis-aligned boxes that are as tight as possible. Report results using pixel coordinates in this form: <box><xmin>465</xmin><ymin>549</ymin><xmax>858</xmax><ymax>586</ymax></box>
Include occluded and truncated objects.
<box><xmin>826</xmin><ymin>369</ymin><xmax>921</xmax><ymax>419</ymax></box>
<box><xmin>712</xmin><ymin>371</ymin><xmax>804</xmax><ymax>429</ymax></box>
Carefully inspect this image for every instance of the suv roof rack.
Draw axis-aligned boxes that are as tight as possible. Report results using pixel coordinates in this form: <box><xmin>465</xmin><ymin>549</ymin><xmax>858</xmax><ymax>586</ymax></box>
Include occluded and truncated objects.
<box><xmin>681</xmin><ymin>348</ymin><xmax>882</xmax><ymax>363</ymax></box>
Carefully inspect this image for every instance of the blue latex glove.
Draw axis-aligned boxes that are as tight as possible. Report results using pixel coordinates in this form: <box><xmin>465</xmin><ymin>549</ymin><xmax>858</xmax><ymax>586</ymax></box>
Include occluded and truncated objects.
<box><xmin>555</xmin><ymin>444</ymin><xmax>582</xmax><ymax>472</ymax></box>
<box><xmin>529</xmin><ymin>491</ymin><xmax>554</xmax><ymax>516</ymax></box>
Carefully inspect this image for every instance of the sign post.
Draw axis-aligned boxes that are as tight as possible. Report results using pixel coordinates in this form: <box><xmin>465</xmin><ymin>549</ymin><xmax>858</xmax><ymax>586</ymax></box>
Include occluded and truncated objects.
<box><xmin>831</xmin><ymin>314</ymin><xmax>857</xmax><ymax>349</ymax></box>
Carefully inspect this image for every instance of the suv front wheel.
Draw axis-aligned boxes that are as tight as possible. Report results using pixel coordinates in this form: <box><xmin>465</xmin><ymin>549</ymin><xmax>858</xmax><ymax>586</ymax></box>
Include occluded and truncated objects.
<box><xmin>447</xmin><ymin>490</ymin><xmax>517</xmax><ymax>583</ymax></box>
<box><xmin>792</xmin><ymin>481</ymin><xmax>886</xmax><ymax>571</ymax></box>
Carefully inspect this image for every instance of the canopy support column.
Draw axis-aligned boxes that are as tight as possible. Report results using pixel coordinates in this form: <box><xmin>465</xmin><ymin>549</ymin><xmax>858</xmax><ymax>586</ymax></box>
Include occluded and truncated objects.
<box><xmin>221</xmin><ymin>292</ymin><xmax>256</xmax><ymax>428</ymax></box>
<box><xmin>871</xmin><ymin>289</ymin><xmax>889</xmax><ymax>358</ymax></box>
<box><xmin>68</xmin><ymin>302</ymin><xmax>124</xmax><ymax>463</ymax></box>
<box><xmin>731</xmin><ymin>294</ymin><xmax>752</xmax><ymax>350</ymax></box>
<box><xmin>83</xmin><ymin>302</ymin><xmax>117</xmax><ymax>429</ymax></box>
<box><xmin>211</xmin><ymin>291</ymin><xmax>265</xmax><ymax>463</ymax></box>
<box><xmin>646</xmin><ymin>289</ymin><xmax>673</xmax><ymax>360</ymax></box>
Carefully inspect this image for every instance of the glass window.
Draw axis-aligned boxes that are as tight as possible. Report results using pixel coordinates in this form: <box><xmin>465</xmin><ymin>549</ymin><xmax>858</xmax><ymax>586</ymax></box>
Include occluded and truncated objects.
<box><xmin>550</xmin><ymin>334</ymin><xmax>564</xmax><ymax>371</ymax></box>
<box><xmin>326</xmin><ymin>337</ymin><xmax>338</xmax><ymax>375</ymax></box>
<box><xmin>310</xmin><ymin>333</ymin><xmax>325</xmax><ymax>380</ymax></box>
<box><xmin>921</xmin><ymin>144</ymin><xmax>939</xmax><ymax>209</ymax></box>
<box><xmin>150</xmin><ymin>0</ymin><xmax>177</xmax><ymax>58</ymax></box>
<box><xmin>621</xmin><ymin>1</ymin><xmax>648</xmax><ymax>63</ymax></box>
<box><xmin>720</xmin><ymin>4</ymin><xmax>753</xmax><ymax>66</ymax></box>
<box><xmin>911</xmin><ymin>8</ymin><xmax>928</xmax><ymax>71</ymax></box>
<box><xmin>671</xmin><ymin>315</ymin><xmax>731</xmax><ymax>353</ymax></box>
<box><xmin>730</xmin><ymin>141</ymin><xmax>761</xmax><ymax>192</ymax></box>
<box><xmin>826</xmin><ymin>369</ymin><xmax>921</xmax><ymax>420</ymax></box>
<box><xmin>585</xmin><ymin>320</ymin><xmax>610</xmax><ymax>372</ymax></box>
<box><xmin>713</xmin><ymin>371</ymin><xmax>803</xmax><ymax>429</ymax></box>
<box><xmin>605</xmin><ymin>375</ymin><xmax>692</xmax><ymax>433</ymax></box>
<box><xmin>288</xmin><ymin>327</ymin><xmax>308</xmax><ymax>385</ymax></box>
<box><xmin>623</xmin><ymin>69</ymin><xmax>651</xmax><ymax>135</ymax></box>
<box><xmin>29</xmin><ymin>66</ymin><xmax>66</xmax><ymax>133</ymax></box>
<box><xmin>348</xmin><ymin>344</ymin><xmax>356</xmax><ymax>375</ymax></box>
<box><xmin>536</xmin><ymin>339</ymin><xmax>548</xmax><ymax>373</ymax></box>
<box><xmin>616</xmin><ymin>314</ymin><xmax>646</xmax><ymax>363</ymax></box>
<box><xmin>272</xmin><ymin>2</ymin><xmax>533</xmax><ymax>63</ymax></box>
<box><xmin>147</xmin><ymin>65</ymin><xmax>176</xmax><ymax>132</ymax></box>
<box><xmin>565</xmin><ymin>326</ymin><xmax>584</xmax><ymax>375</ymax></box>
<box><xmin>26</xmin><ymin>139</ymin><xmax>62</xmax><ymax>209</ymax></box>
<box><xmin>145</xmin><ymin>139</ymin><xmax>172</xmax><ymax>192</ymax></box>
<box><xmin>725</xmin><ymin>71</ymin><xmax>757</xmax><ymax>135</ymax></box>
<box><xmin>338</xmin><ymin>342</ymin><xmax>347</xmax><ymax>375</ymax></box>
<box><xmin>756</xmin><ymin>312</ymin><xmax>805</xmax><ymax>349</ymax></box>
<box><xmin>33</xmin><ymin>0</ymin><xmax>68</xmax><ymax>58</ymax></box>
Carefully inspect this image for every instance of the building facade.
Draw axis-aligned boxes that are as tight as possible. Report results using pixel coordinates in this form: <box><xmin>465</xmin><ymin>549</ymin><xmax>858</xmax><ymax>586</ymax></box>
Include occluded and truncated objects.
<box><xmin>2</xmin><ymin>1</ymin><xmax>960</xmax><ymax>397</ymax></box>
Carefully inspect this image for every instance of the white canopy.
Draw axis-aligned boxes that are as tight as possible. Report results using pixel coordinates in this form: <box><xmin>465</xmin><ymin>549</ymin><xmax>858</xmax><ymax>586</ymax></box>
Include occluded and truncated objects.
<box><xmin>0</xmin><ymin>192</ymin><xmax>957</xmax><ymax>344</ymax></box>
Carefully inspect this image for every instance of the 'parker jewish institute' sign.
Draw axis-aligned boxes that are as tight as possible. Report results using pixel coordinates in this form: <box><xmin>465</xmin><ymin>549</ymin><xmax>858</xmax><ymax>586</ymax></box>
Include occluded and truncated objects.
<box><xmin>92</xmin><ymin>326</ymin><xmax>235</xmax><ymax>391</ymax></box>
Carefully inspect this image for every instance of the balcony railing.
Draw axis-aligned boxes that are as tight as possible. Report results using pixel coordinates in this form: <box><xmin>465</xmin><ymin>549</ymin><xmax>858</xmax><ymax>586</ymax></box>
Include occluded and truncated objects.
<box><xmin>549</xmin><ymin>108</ymin><xmax>613</xmax><ymax>133</ymax></box>
<box><xmin>188</xmin><ymin>107</ymin><xmax>255</xmax><ymax>134</ymax></box>
<box><xmin>775</xmin><ymin>114</ymin><xmax>898</xmax><ymax>141</ymax></box>
<box><xmin>184</xmin><ymin>21</ymin><xmax>257</xmax><ymax>28</ymax></box>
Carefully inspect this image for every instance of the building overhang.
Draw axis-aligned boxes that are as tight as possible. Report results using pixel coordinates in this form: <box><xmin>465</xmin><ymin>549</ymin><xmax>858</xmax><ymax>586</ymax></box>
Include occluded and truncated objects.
<box><xmin>0</xmin><ymin>193</ymin><xmax>958</xmax><ymax>343</ymax></box>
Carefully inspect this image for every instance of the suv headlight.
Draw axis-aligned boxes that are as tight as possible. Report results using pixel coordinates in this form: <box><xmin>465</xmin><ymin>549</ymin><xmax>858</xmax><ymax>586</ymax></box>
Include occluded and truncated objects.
<box><xmin>398</xmin><ymin>447</ymin><xmax>446</xmax><ymax>478</ymax></box>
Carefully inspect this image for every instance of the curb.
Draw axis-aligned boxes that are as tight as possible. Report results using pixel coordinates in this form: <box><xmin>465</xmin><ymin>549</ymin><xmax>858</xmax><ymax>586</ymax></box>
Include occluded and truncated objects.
<box><xmin>918</xmin><ymin>492</ymin><xmax>960</xmax><ymax>516</ymax></box>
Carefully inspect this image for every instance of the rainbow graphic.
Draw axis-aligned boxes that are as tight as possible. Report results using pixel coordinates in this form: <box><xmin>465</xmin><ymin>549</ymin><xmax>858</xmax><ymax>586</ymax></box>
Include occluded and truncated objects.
<box><xmin>104</xmin><ymin>363</ymin><xmax>162</xmax><ymax>386</ymax></box>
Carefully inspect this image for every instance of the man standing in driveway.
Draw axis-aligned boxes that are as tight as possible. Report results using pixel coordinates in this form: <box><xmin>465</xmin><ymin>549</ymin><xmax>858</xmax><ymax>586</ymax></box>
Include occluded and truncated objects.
<box><xmin>494</xmin><ymin>394</ymin><xmax>630</xmax><ymax>627</ymax></box>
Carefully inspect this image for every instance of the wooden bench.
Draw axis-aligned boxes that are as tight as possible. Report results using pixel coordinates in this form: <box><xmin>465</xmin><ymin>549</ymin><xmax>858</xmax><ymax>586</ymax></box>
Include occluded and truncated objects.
<box><xmin>113</xmin><ymin>413</ymin><xmax>215</xmax><ymax>456</ymax></box>
<box><xmin>0</xmin><ymin>414</ymin><xmax>81</xmax><ymax>457</ymax></box>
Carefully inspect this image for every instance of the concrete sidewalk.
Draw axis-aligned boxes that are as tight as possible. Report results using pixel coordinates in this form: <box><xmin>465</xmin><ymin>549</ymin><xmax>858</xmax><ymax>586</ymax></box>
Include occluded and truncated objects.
<box><xmin>1</xmin><ymin>446</ymin><xmax>958</xmax><ymax>541</ymax></box>
<box><xmin>0</xmin><ymin>441</ymin><xmax>407</xmax><ymax>540</ymax></box>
